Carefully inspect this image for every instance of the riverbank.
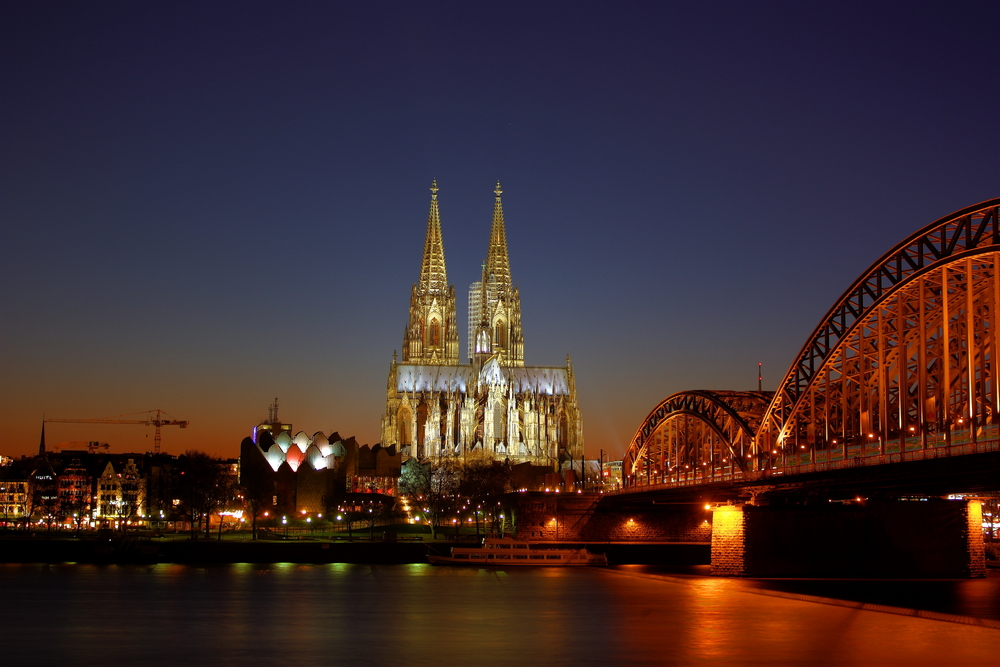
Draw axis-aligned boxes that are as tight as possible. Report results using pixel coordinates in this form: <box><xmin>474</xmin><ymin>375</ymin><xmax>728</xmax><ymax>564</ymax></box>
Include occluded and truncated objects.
<box><xmin>0</xmin><ymin>534</ymin><xmax>711</xmax><ymax>565</ymax></box>
<box><xmin>0</xmin><ymin>534</ymin><xmax>430</xmax><ymax>564</ymax></box>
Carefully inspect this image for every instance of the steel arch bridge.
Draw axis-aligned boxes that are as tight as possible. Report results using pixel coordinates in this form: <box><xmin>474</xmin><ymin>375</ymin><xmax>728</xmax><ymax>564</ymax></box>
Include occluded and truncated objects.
<box><xmin>624</xmin><ymin>198</ymin><xmax>1000</xmax><ymax>489</ymax></box>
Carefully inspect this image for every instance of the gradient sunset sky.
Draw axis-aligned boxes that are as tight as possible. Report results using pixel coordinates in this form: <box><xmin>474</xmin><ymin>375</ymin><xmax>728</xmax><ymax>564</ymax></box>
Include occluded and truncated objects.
<box><xmin>3</xmin><ymin>2</ymin><xmax>997</xmax><ymax>459</ymax></box>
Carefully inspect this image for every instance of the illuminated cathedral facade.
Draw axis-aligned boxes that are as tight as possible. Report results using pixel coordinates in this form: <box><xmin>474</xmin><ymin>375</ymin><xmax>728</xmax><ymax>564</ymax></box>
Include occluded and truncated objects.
<box><xmin>380</xmin><ymin>182</ymin><xmax>584</xmax><ymax>468</ymax></box>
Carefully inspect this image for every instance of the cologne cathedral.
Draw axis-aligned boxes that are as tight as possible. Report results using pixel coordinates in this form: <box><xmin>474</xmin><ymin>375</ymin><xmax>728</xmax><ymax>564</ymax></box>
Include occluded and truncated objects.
<box><xmin>380</xmin><ymin>182</ymin><xmax>584</xmax><ymax>468</ymax></box>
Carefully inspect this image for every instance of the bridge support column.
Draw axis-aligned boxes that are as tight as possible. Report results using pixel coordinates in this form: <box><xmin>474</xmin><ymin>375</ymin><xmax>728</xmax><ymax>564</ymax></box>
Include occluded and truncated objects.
<box><xmin>709</xmin><ymin>505</ymin><xmax>747</xmax><ymax>576</ymax></box>
<box><xmin>710</xmin><ymin>499</ymin><xmax>985</xmax><ymax>578</ymax></box>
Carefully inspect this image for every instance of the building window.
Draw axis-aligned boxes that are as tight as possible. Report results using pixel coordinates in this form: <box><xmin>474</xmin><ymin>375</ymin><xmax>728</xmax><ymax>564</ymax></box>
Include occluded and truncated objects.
<box><xmin>494</xmin><ymin>321</ymin><xmax>506</xmax><ymax>348</ymax></box>
<box><xmin>429</xmin><ymin>318</ymin><xmax>440</xmax><ymax>347</ymax></box>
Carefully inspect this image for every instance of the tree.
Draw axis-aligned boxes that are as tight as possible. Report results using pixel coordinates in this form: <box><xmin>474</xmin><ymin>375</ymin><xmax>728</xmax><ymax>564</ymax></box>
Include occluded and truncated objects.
<box><xmin>398</xmin><ymin>458</ymin><xmax>460</xmax><ymax>539</ymax></box>
<box><xmin>210</xmin><ymin>474</ymin><xmax>239</xmax><ymax>540</ymax></box>
<box><xmin>363</xmin><ymin>502</ymin><xmax>378</xmax><ymax>539</ymax></box>
<box><xmin>62</xmin><ymin>495</ymin><xmax>89</xmax><ymax>536</ymax></box>
<box><xmin>337</xmin><ymin>504</ymin><xmax>365</xmax><ymax>538</ymax></box>
<box><xmin>174</xmin><ymin>451</ymin><xmax>229</xmax><ymax>540</ymax></box>
<box><xmin>239</xmin><ymin>473</ymin><xmax>274</xmax><ymax>541</ymax></box>
<box><xmin>459</xmin><ymin>457</ymin><xmax>514</xmax><ymax>536</ymax></box>
<box><xmin>359</xmin><ymin>496</ymin><xmax>397</xmax><ymax>539</ymax></box>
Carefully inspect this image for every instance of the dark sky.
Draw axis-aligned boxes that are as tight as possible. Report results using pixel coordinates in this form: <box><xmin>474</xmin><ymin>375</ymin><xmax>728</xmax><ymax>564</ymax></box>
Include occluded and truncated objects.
<box><xmin>2</xmin><ymin>1</ymin><xmax>997</xmax><ymax>459</ymax></box>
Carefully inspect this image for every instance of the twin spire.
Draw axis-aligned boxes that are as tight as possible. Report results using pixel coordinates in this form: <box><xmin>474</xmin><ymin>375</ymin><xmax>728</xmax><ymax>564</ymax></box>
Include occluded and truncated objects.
<box><xmin>417</xmin><ymin>179</ymin><xmax>448</xmax><ymax>295</ymax></box>
<box><xmin>417</xmin><ymin>180</ymin><xmax>514</xmax><ymax>295</ymax></box>
<box><xmin>409</xmin><ymin>181</ymin><xmax>522</xmax><ymax>366</ymax></box>
<box><xmin>483</xmin><ymin>183</ymin><xmax>512</xmax><ymax>290</ymax></box>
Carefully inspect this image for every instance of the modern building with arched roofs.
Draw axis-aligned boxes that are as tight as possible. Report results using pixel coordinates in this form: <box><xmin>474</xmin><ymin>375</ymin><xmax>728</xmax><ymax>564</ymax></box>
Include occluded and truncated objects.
<box><xmin>240</xmin><ymin>404</ymin><xmax>401</xmax><ymax>515</ymax></box>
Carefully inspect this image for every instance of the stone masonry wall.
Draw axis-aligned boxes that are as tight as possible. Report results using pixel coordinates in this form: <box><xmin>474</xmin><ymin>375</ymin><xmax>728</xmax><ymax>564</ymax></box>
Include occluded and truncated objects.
<box><xmin>966</xmin><ymin>500</ymin><xmax>987</xmax><ymax>578</ymax></box>
<box><xmin>709</xmin><ymin>506</ymin><xmax>746</xmax><ymax>576</ymax></box>
<box><xmin>514</xmin><ymin>493</ymin><xmax>712</xmax><ymax>543</ymax></box>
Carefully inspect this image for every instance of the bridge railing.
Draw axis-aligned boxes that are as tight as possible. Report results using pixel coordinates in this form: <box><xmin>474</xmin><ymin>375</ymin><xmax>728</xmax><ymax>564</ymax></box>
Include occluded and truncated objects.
<box><xmin>611</xmin><ymin>439</ymin><xmax>1000</xmax><ymax>495</ymax></box>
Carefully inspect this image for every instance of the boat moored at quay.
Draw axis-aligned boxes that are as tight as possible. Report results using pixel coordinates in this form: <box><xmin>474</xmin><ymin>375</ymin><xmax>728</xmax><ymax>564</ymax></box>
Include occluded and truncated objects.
<box><xmin>427</xmin><ymin>536</ymin><xmax>608</xmax><ymax>566</ymax></box>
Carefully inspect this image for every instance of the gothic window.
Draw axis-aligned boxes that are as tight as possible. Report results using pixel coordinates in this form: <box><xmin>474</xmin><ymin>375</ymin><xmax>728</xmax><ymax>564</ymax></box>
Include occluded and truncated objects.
<box><xmin>417</xmin><ymin>403</ymin><xmax>428</xmax><ymax>458</ymax></box>
<box><xmin>429</xmin><ymin>318</ymin><xmax>440</xmax><ymax>347</ymax></box>
<box><xmin>494</xmin><ymin>321</ymin><xmax>507</xmax><ymax>348</ymax></box>
<box><xmin>397</xmin><ymin>408</ymin><xmax>412</xmax><ymax>446</ymax></box>
<box><xmin>440</xmin><ymin>396</ymin><xmax>449</xmax><ymax>444</ymax></box>
<box><xmin>494</xmin><ymin>403</ymin><xmax>505</xmax><ymax>440</ymax></box>
<box><xmin>475</xmin><ymin>405</ymin><xmax>484</xmax><ymax>444</ymax></box>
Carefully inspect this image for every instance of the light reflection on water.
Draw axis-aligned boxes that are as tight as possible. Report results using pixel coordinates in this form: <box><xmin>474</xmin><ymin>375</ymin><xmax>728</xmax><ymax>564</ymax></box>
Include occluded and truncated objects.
<box><xmin>0</xmin><ymin>563</ymin><xmax>997</xmax><ymax>666</ymax></box>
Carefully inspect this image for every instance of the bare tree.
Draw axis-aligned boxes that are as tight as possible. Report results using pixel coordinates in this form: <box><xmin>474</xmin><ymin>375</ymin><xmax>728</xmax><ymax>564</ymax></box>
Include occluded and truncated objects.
<box><xmin>62</xmin><ymin>495</ymin><xmax>89</xmax><ymax>536</ymax></box>
<box><xmin>459</xmin><ymin>458</ymin><xmax>514</xmax><ymax>535</ymax></box>
<box><xmin>239</xmin><ymin>474</ymin><xmax>273</xmax><ymax>541</ymax></box>
<box><xmin>211</xmin><ymin>474</ymin><xmax>239</xmax><ymax>540</ymax></box>
<box><xmin>398</xmin><ymin>458</ymin><xmax>460</xmax><ymax>539</ymax></box>
<box><xmin>174</xmin><ymin>451</ymin><xmax>226</xmax><ymax>539</ymax></box>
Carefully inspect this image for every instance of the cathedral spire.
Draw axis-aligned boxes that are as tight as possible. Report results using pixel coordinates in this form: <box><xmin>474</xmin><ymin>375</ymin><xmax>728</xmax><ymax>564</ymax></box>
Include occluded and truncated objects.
<box><xmin>473</xmin><ymin>182</ymin><xmax>524</xmax><ymax>366</ymax></box>
<box><xmin>402</xmin><ymin>181</ymin><xmax>460</xmax><ymax>365</ymax></box>
<box><xmin>483</xmin><ymin>182</ymin><xmax>512</xmax><ymax>289</ymax></box>
<box><xmin>418</xmin><ymin>180</ymin><xmax>448</xmax><ymax>294</ymax></box>
<box><xmin>383</xmin><ymin>182</ymin><xmax>581</xmax><ymax>467</ymax></box>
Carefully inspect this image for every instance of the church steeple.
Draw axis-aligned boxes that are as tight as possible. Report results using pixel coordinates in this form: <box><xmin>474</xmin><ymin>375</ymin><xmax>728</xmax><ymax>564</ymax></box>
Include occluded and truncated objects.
<box><xmin>418</xmin><ymin>180</ymin><xmax>448</xmax><ymax>294</ymax></box>
<box><xmin>383</xmin><ymin>181</ymin><xmax>583</xmax><ymax>467</ymax></box>
<box><xmin>484</xmin><ymin>182</ymin><xmax>512</xmax><ymax>289</ymax></box>
<box><xmin>473</xmin><ymin>182</ymin><xmax>524</xmax><ymax>366</ymax></box>
<box><xmin>402</xmin><ymin>181</ymin><xmax>460</xmax><ymax>365</ymax></box>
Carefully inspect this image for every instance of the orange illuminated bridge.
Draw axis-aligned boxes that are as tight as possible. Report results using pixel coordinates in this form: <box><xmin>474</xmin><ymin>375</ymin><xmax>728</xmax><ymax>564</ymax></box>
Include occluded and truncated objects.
<box><xmin>622</xmin><ymin>199</ymin><xmax>1000</xmax><ymax>494</ymax></box>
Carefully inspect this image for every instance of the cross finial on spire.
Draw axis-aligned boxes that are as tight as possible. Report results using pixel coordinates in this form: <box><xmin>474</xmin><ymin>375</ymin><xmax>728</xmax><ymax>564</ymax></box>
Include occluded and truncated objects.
<box><xmin>430</xmin><ymin>179</ymin><xmax>439</xmax><ymax>197</ymax></box>
<box><xmin>494</xmin><ymin>181</ymin><xmax>502</xmax><ymax>198</ymax></box>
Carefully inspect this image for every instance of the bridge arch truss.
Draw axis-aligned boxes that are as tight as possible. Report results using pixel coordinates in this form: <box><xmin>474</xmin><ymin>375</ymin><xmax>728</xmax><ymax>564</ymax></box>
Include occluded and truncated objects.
<box><xmin>758</xmin><ymin>199</ymin><xmax>1000</xmax><ymax>466</ymax></box>
<box><xmin>623</xmin><ymin>199</ymin><xmax>1000</xmax><ymax>489</ymax></box>
<box><xmin>623</xmin><ymin>390</ymin><xmax>772</xmax><ymax>486</ymax></box>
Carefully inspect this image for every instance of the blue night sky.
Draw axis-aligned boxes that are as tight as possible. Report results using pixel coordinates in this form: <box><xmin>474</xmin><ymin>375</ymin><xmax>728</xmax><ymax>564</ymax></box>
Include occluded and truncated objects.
<box><xmin>2</xmin><ymin>2</ymin><xmax>997</xmax><ymax>459</ymax></box>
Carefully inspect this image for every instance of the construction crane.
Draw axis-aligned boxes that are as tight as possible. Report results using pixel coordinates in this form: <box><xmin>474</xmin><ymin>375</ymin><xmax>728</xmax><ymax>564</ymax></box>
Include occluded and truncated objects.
<box><xmin>45</xmin><ymin>409</ymin><xmax>189</xmax><ymax>454</ymax></box>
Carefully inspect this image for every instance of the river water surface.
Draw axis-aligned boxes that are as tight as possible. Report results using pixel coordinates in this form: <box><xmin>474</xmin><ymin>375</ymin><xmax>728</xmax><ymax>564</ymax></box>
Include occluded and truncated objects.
<box><xmin>1</xmin><ymin>563</ymin><xmax>998</xmax><ymax>666</ymax></box>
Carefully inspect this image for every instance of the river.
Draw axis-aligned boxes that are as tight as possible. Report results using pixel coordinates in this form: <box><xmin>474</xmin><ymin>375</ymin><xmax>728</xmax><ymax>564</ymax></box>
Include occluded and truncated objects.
<box><xmin>1</xmin><ymin>563</ymin><xmax>998</xmax><ymax>666</ymax></box>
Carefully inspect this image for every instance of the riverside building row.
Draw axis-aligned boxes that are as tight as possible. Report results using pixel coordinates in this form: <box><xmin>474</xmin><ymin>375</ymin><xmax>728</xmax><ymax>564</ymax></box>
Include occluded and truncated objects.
<box><xmin>0</xmin><ymin>448</ymin><xmax>234</xmax><ymax>529</ymax></box>
<box><xmin>2</xmin><ymin>407</ymin><xmax>403</xmax><ymax>526</ymax></box>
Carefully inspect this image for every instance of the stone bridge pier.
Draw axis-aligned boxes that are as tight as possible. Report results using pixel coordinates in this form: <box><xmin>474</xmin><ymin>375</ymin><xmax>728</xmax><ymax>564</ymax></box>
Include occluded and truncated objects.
<box><xmin>710</xmin><ymin>499</ymin><xmax>986</xmax><ymax>578</ymax></box>
<box><xmin>512</xmin><ymin>493</ymin><xmax>985</xmax><ymax>577</ymax></box>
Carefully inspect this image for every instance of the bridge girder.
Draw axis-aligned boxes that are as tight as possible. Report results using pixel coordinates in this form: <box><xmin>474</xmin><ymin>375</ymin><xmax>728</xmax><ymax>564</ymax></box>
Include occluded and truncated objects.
<box><xmin>624</xmin><ymin>390</ymin><xmax>771</xmax><ymax>484</ymax></box>
<box><xmin>758</xmin><ymin>199</ymin><xmax>1000</xmax><ymax>465</ymax></box>
<box><xmin>623</xmin><ymin>198</ymin><xmax>1000</xmax><ymax>490</ymax></box>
